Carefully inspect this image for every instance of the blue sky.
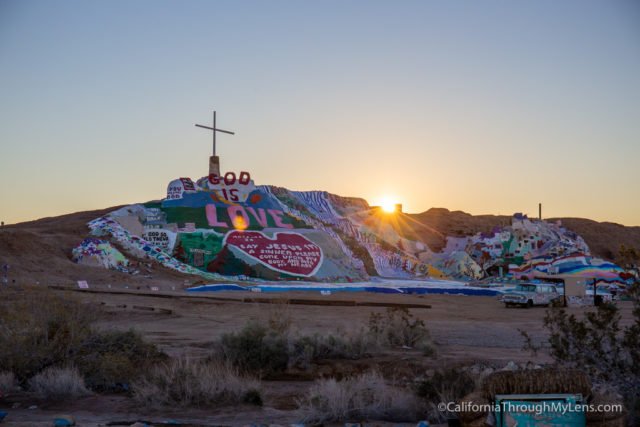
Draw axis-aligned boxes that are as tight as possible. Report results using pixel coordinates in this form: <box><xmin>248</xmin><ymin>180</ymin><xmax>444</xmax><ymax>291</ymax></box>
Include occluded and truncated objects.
<box><xmin>1</xmin><ymin>0</ymin><xmax>639</xmax><ymax>225</ymax></box>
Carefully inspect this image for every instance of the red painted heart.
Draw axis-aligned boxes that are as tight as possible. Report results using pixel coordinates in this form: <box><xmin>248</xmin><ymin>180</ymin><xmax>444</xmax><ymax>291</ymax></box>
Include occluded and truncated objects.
<box><xmin>224</xmin><ymin>231</ymin><xmax>323</xmax><ymax>276</ymax></box>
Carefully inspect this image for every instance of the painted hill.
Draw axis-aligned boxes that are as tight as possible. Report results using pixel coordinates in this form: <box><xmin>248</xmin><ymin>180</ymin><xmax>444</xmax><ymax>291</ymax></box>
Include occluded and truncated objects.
<box><xmin>396</xmin><ymin>208</ymin><xmax>640</xmax><ymax>264</ymax></box>
<box><xmin>1</xmin><ymin>179</ymin><xmax>637</xmax><ymax>286</ymax></box>
<box><xmin>0</xmin><ymin>206</ymin><xmax>189</xmax><ymax>286</ymax></box>
<box><xmin>67</xmin><ymin>170</ymin><xmax>640</xmax><ymax>286</ymax></box>
<box><xmin>545</xmin><ymin>217</ymin><xmax>640</xmax><ymax>262</ymax></box>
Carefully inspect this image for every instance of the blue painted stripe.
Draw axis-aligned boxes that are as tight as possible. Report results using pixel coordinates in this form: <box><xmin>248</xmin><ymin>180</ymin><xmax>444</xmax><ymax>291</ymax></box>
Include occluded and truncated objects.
<box><xmin>186</xmin><ymin>284</ymin><xmax>501</xmax><ymax>296</ymax></box>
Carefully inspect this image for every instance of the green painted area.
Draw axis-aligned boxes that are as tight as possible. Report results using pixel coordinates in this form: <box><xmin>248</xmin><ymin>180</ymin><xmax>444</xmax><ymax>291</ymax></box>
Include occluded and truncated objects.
<box><xmin>501</xmin><ymin>236</ymin><xmax>514</xmax><ymax>257</ymax></box>
<box><xmin>161</xmin><ymin>206</ymin><xmax>309</xmax><ymax>231</ymax></box>
<box><xmin>209</xmin><ymin>246</ymin><xmax>301</xmax><ymax>280</ymax></box>
<box><xmin>269</xmin><ymin>187</ymin><xmax>316</xmax><ymax>219</ymax></box>
<box><xmin>173</xmin><ymin>232</ymin><xmax>224</xmax><ymax>270</ymax></box>
<box><xmin>143</xmin><ymin>201</ymin><xmax>162</xmax><ymax>209</ymax></box>
<box><xmin>163</xmin><ymin>207</ymin><xmax>210</xmax><ymax>229</ymax></box>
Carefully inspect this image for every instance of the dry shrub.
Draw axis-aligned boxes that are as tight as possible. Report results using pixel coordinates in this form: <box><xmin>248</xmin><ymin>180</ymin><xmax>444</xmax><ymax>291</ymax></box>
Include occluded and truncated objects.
<box><xmin>218</xmin><ymin>321</ymin><xmax>289</xmax><ymax>377</ymax></box>
<box><xmin>218</xmin><ymin>308</ymin><xmax>436</xmax><ymax>378</ymax></box>
<box><xmin>76</xmin><ymin>329</ymin><xmax>167</xmax><ymax>391</ymax></box>
<box><xmin>368</xmin><ymin>307</ymin><xmax>434</xmax><ymax>353</ymax></box>
<box><xmin>0</xmin><ymin>289</ymin><xmax>97</xmax><ymax>381</ymax></box>
<box><xmin>28</xmin><ymin>366</ymin><xmax>90</xmax><ymax>401</ymax></box>
<box><xmin>0</xmin><ymin>371</ymin><xmax>18</xmax><ymax>396</ymax></box>
<box><xmin>457</xmin><ymin>391</ymin><xmax>491</xmax><ymax>424</ymax></box>
<box><xmin>289</xmin><ymin>331</ymin><xmax>374</xmax><ymax>369</ymax></box>
<box><xmin>481</xmin><ymin>368</ymin><xmax>591</xmax><ymax>400</ymax></box>
<box><xmin>0</xmin><ymin>289</ymin><xmax>165</xmax><ymax>391</ymax></box>
<box><xmin>132</xmin><ymin>357</ymin><xmax>260</xmax><ymax>408</ymax></box>
<box><xmin>415</xmin><ymin>366</ymin><xmax>478</xmax><ymax>423</ymax></box>
<box><xmin>540</xmin><ymin>292</ymin><xmax>640</xmax><ymax>425</ymax></box>
<box><xmin>297</xmin><ymin>371</ymin><xmax>422</xmax><ymax>422</ymax></box>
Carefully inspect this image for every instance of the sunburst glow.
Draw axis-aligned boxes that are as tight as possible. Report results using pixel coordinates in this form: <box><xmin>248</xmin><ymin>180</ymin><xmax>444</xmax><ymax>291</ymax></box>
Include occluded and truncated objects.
<box><xmin>379</xmin><ymin>198</ymin><xmax>397</xmax><ymax>213</ymax></box>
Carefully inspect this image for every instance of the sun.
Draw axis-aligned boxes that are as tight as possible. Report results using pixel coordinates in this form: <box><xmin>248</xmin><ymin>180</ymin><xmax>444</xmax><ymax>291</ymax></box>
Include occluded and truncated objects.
<box><xmin>379</xmin><ymin>197</ymin><xmax>397</xmax><ymax>213</ymax></box>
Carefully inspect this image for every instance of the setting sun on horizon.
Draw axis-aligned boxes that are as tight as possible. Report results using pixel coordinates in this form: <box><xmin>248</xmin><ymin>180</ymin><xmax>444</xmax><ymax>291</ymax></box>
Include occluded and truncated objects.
<box><xmin>376</xmin><ymin>197</ymin><xmax>400</xmax><ymax>214</ymax></box>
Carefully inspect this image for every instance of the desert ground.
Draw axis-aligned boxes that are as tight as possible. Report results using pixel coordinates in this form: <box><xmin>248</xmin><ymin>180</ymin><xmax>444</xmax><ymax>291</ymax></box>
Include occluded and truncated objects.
<box><xmin>1</xmin><ymin>282</ymin><xmax>635</xmax><ymax>426</ymax></box>
<box><xmin>1</xmin><ymin>210</ymin><xmax>637</xmax><ymax>425</ymax></box>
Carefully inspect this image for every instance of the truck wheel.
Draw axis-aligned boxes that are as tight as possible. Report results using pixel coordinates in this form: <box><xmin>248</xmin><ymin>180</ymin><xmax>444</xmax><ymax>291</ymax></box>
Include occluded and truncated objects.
<box><xmin>527</xmin><ymin>300</ymin><xmax>533</xmax><ymax>308</ymax></box>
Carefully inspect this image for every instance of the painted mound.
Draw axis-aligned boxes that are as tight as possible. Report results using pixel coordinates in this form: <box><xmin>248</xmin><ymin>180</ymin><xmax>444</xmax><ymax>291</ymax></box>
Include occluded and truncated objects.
<box><xmin>73</xmin><ymin>172</ymin><xmax>634</xmax><ymax>287</ymax></box>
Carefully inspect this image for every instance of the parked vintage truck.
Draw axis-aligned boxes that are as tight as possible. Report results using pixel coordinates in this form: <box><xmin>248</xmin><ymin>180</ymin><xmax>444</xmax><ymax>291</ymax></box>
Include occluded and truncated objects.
<box><xmin>501</xmin><ymin>283</ymin><xmax>562</xmax><ymax>308</ymax></box>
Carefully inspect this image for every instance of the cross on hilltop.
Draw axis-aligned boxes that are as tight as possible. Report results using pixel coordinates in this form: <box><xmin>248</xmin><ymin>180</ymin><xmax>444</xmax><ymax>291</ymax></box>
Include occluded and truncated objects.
<box><xmin>195</xmin><ymin>111</ymin><xmax>235</xmax><ymax>157</ymax></box>
<box><xmin>195</xmin><ymin>111</ymin><xmax>235</xmax><ymax>175</ymax></box>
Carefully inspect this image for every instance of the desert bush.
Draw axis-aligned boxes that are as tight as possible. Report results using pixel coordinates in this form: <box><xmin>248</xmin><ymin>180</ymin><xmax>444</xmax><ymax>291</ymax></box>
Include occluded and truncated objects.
<box><xmin>297</xmin><ymin>371</ymin><xmax>422</xmax><ymax>422</ymax></box>
<box><xmin>289</xmin><ymin>331</ymin><xmax>374</xmax><ymax>369</ymax></box>
<box><xmin>75</xmin><ymin>329</ymin><xmax>167</xmax><ymax>391</ymax></box>
<box><xmin>219</xmin><ymin>308</ymin><xmax>435</xmax><ymax>376</ymax></box>
<box><xmin>415</xmin><ymin>366</ymin><xmax>477</xmax><ymax>423</ymax></box>
<box><xmin>0</xmin><ymin>290</ymin><xmax>96</xmax><ymax>381</ymax></box>
<box><xmin>368</xmin><ymin>307</ymin><xmax>434</xmax><ymax>352</ymax></box>
<box><xmin>525</xmin><ymin>284</ymin><xmax>640</xmax><ymax>425</ymax></box>
<box><xmin>132</xmin><ymin>357</ymin><xmax>260</xmax><ymax>408</ymax></box>
<box><xmin>28</xmin><ymin>366</ymin><xmax>90</xmax><ymax>401</ymax></box>
<box><xmin>0</xmin><ymin>289</ymin><xmax>166</xmax><ymax>393</ymax></box>
<box><xmin>0</xmin><ymin>371</ymin><xmax>18</xmax><ymax>396</ymax></box>
<box><xmin>218</xmin><ymin>321</ymin><xmax>289</xmax><ymax>377</ymax></box>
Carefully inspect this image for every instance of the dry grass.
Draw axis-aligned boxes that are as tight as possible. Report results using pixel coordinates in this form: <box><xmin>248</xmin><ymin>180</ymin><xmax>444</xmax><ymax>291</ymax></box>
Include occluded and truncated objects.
<box><xmin>481</xmin><ymin>368</ymin><xmax>592</xmax><ymax>400</ymax></box>
<box><xmin>297</xmin><ymin>371</ymin><xmax>422</xmax><ymax>422</ymax></box>
<box><xmin>266</xmin><ymin>299</ymin><xmax>293</xmax><ymax>336</ymax></box>
<box><xmin>132</xmin><ymin>357</ymin><xmax>260</xmax><ymax>408</ymax></box>
<box><xmin>28</xmin><ymin>366</ymin><xmax>90</xmax><ymax>401</ymax></box>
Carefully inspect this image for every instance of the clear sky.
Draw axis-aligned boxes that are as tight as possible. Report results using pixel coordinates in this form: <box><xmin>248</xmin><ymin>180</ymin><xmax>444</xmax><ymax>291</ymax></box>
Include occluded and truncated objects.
<box><xmin>1</xmin><ymin>0</ymin><xmax>639</xmax><ymax>225</ymax></box>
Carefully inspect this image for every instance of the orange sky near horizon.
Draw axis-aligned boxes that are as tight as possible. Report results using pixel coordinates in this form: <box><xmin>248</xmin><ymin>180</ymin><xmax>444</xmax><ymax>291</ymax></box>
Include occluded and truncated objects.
<box><xmin>1</xmin><ymin>1</ymin><xmax>639</xmax><ymax>227</ymax></box>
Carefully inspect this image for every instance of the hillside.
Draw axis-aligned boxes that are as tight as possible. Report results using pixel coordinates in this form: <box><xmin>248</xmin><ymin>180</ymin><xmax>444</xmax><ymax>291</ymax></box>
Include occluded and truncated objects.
<box><xmin>0</xmin><ymin>206</ymin><xmax>191</xmax><ymax>286</ymax></box>
<box><xmin>1</xmin><ymin>191</ymin><xmax>638</xmax><ymax>285</ymax></box>
<box><xmin>398</xmin><ymin>208</ymin><xmax>639</xmax><ymax>262</ymax></box>
<box><xmin>547</xmin><ymin>217</ymin><xmax>640</xmax><ymax>262</ymax></box>
<box><xmin>397</xmin><ymin>208</ymin><xmax>511</xmax><ymax>252</ymax></box>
